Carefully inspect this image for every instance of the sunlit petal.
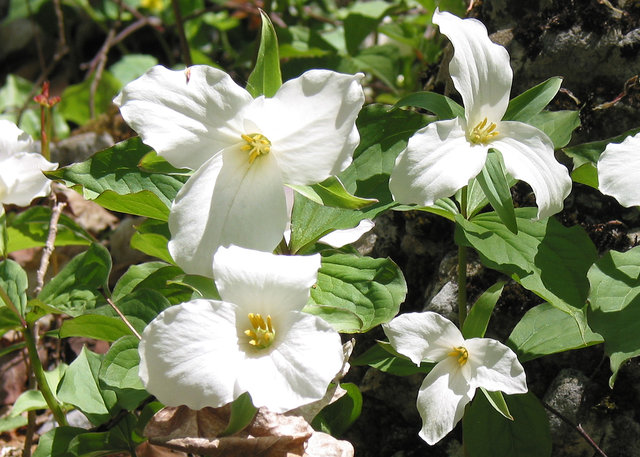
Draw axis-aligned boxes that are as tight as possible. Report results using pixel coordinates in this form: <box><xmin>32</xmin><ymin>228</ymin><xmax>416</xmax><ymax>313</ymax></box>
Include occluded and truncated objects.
<box><xmin>464</xmin><ymin>338</ymin><xmax>527</xmax><ymax>394</ymax></box>
<box><xmin>597</xmin><ymin>132</ymin><xmax>640</xmax><ymax>207</ymax></box>
<box><xmin>0</xmin><ymin>153</ymin><xmax>57</xmax><ymax>206</ymax></box>
<box><xmin>0</xmin><ymin>120</ymin><xmax>37</xmax><ymax>156</ymax></box>
<box><xmin>319</xmin><ymin>219</ymin><xmax>375</xmax><ymax>248</ymax></box>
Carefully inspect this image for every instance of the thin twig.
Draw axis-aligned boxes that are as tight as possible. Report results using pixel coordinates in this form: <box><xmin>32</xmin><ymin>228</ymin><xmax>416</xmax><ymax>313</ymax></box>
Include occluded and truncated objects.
<box><xmin>171</xmin><ymin>0</ymin><xmax>192</xmax><ymax>66</ymax></box>
<box><xmin>543</xmin><ymin>401</ymin><xmax>608</xmax><ymax>457</ymax></box>
<box><xmin>88</xmin><ymin>28</ymin><xmax>116</xmax><ymax>119</ymax></box>
<box><xmin>107</xmin><ymin>298</ymin><xmax>142</xmax><ymax>340</ymax></box>
<box><xmin>34</xmin><ymin>197</ymin><xmax>66</xmax><ymax>296</ymax></box>
<box><xmin>52</xmin><ymin>0</ymin><xmax>67</xmax><ymax>50</ymax></box>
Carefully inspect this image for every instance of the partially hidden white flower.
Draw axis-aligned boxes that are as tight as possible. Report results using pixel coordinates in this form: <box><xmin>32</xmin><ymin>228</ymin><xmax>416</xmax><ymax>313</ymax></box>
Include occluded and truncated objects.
<box><xmin>0</xmin><ymin>120</ymin><xmax>57</xmax><ymax>207</ymax></box>
<box><xmin>597</xmin><ymin>132</ymin><xmax>640</xmax><ymax>207</ymax></box>
<box><xmin>138</xmin><ymin>244</ymin><xmax>344</xmax><ymax>413</ymax></box>
<box><xmin>115</xmin><ymin>66</ymin><xmax>365</xmax><ymax>277</ymax></box>
<box><xmin>383</xmin><ymin>311</ymin><xmax>527</xmax><ymax>445</ymax></box>
<box><xmin>389</xmin><ymin>9</ymin><xmax>571</xmax><ymax>219</ymax></box>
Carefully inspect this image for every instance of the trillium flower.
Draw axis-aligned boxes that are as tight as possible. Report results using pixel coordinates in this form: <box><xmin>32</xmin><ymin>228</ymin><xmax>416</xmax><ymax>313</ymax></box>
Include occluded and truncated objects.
<box><xmin>138</xmin><ymin>245</ymin><xmax>344</xmax><ymax>413</ymax></box>
<box><xmin>0</xmin><ymin>120</ymin><xmax>57</xmax><ymax>207</ymax></box>
<box><xmin>383</xmin><ymin>311</ymin><xmax>527</xmax><ymax>445</ymax></box>
<box><xmin>597</xmin><ymin>132</ymin><xmax>640</xmax><ymax>207</ymax></box>
<box><xmin>389</xmin><ymin>9</ymin><xmax>571</xmax><ymax>219</ymax></box>
<box><xmin>115</xmin><ymin>66</ymin><xmax>364</xmax><ymax>277</ymax></box>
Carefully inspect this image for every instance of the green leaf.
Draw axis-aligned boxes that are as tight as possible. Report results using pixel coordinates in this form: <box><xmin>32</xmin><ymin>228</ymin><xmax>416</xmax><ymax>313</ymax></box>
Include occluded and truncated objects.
<box><xmin>99</xmin><ymin>335</ymin><xmax>148</xmax><ymax>410</ymax></box>
<box><xmin>59</xmin><ymin>314</ymin><xmax>133</xmax><ymax>342</ymax></box>
<box><xmin>58</xmin><ymin>71</ymin><xmax>122</xmax><ymax>125</ymax></box>
<box><xmin>503</xmin><ymin>77</ymin><xmax>563</xmax><ymax>122</ymax></box>
<box><xmin>463</xmin><ymin>393</ymin><xmax>551</xmax><ymax>457</ymax></box>
<box><xmin>462</xmin><ymin>281</ymin><xmax>506</xmax><ymax>339</ymax></box>
<box><xmin>392</xmin><ymin>91</ymin><xmax>464</xmax><ymax>120</ymax></box>
<box><xmin>312</xmin><ymin>383</ymin><xmax>362</xmax><ymax>436</ymax></box>
<box><xmin>351</xmin><ymin>342</ymin><xmax>433</xmax><ymax>376</ymax></box>
<box><xmin>305</xmin><ymin>252</ymin><xmax>406</xmax><ymax>333</ymax></box>
<box><xmin>0</xmin><ymin>259</ymin><xmax>28</xmax><ymax>317</ymax></box>
<box><xmin>475</xmin><ymin>150</ymin><xmax>517</xmax><ymax>234</ymax></box>
<box><xmin>220</xmin><ymin>392</ymin><xmax>257</xmax><ymax>436</ymax></box>
<box><xmin>12</xmin><ymin>390</ymin><xmax>47</xmax><ymax>415</ymax></box>
<box><xmin>93</xmin><ymin>289</ymin><xmax>172</xmax><ymax>334</ymax></box>
<box><xmin>33</xmin><ymin>427</ymin><xmax>85</xmax><ymax>457</ymax></box>
<box><xmin>0</xmin><ymin>74</ymin><xmax>33</xmax><ymax>112</ymax></box>
<box><xmin>288</xmin><ymin>176</ymin><xmax>378</xmax><ymax>210</ymax></box>
<box><xmin>172</xmin><ymin>274</ymin><xmax>220</xmax><ymax>300</ymax></box>
<box><xmin>455</xmin><ymin>209</ymin><xmax>597</xmax><ymax>327</ymax></box>
<box><xmin>38</xmin><ymin>243</ymin><xmax>111</xmax><ymax>317</ymax></box>
<box><xmin>57</xmin><ymin>347</ymin><xmax>118</xmax><ymax>426</ymax></box>
<box><xmin>33</xmin><ymin>425</ymin><xmax>133</xmax><ymax>457</ymax></box>
<box><xmin>46</xmin><ymin>137</ymin><xmax>187</xmax><ymax>220</ymax></box>
<box><xmin>350</xmin><ymin>45</ymin><xmax>400</xmax><ymax>90</ymax></box>
<box><xmin>481</xmin><ymin>388</ymin><xmax>513</xmax><ymax>421</ymax></box>
<box><xmin>130</xmin><ymin>219</ymin><xmax>173</xmax><ymax>263</ymax></box>
<box><xmin>138</xmin><ymin>150</ymin><xmax>190</xmax><ymax>174</ymax></box>
<box><xmin>508</xmin><ymin>303</ymin><xmax>602</xmax><ymax>363</ymax></box>
<box><xmin>396</xmin><ymin>197</ymin><xmax>459</xmax><ymax>222</ymax></box>
<box><xmin>528</xmin><ymin>110</ymin><xmax>580</xmax><ymax>149</ymax></box>
<box><xmin>112</xmin><ymin>261</ymin><xmax>171</xmax><ymax>302</ymax></box>
<box><xmin>108</xmin><ymin>54</ymin><xmax>158</xmax><ymax>86</ymax></box>
<box><xmin>587</xmin><ymin>246</ymin><xmax>640</xmax><ymax>386</ymax></box>
<box><xmin>246</xmin><ymin>10</ymin><xmax>282</xmax><ymax>98</ymax></box>
<box><xmin>571</xmin><ymin>162</ymin><xmax>599</xmax><ymax>188</ymax></box>
<box><xmin>0</xmin><ymin>415</ymin><xmax>28</xmax><ymax>434</ymax></box>
<box><xmin>0</xmin><ymin>209</ymin><xmax>7</xmax><ymax>258</ymax></box>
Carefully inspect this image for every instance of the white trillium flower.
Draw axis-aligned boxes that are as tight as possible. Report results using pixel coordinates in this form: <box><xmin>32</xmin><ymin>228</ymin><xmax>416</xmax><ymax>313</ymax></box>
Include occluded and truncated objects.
<box><xmin>138</xmin><ymin>244</ymin><xmax>344</xmax><ymax>413</ymax></box>
<box><xmin>383</xmin><ymin>311</ymin><xmax>527</xmax><ymax>445</ymax></box>
<box><xmin>597</xmin><ymin>132</ymin><xmax>640</xmax><ymax>207</ymax></box>
<box><xmin>389</xmin><ymin>9</ymin><xmax>571</xmax><ymax>219</ymax></box>
<box><xmin>115</xmin><ymin>66</ymin><xmax>365</xmax><ymax>277</ymax></box>
<box><xmin>0</xmin><ymin>120</ymin><xmax>57</xmax><ymax>207</ymax></box>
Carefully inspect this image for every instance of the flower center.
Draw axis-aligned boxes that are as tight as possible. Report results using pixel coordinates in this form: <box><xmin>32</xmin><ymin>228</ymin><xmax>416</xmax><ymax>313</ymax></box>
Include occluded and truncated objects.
<box><xmin>244</xmin><ymin>313</ymin><xmax>275</xmax><ymax>349</ymax></box>
<box><xmin>241</xmin><ymin>133</ymin><xmax>271</xmax><ymax>164</ymax></box>
<box><xmin>448</xmin><ymin>346</ymin><xmax>469</xmax><ymax>366</ymax></box>
<box><xmin>469</xmin><ymin>117</ymin><xmax>499</xmax><ymax>144</ymax></box>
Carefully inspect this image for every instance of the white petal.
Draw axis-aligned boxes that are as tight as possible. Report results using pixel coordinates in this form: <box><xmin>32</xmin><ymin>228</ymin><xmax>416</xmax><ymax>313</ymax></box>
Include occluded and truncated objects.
<box><xmin>389</xmin><ymin>118</ymin><xmax>487</xmax><ymax>206</ymax></box>
<box><xmin>416</xmin><ymin>357</ymin><xmax>475</xmax><ymax>445</ymax></box>
<box><xmin>243</xmin><ymin>70</ymin><xmax>365</xmax><ymax>185</ymax></box>
<box><xmin>598</xmin><ymin>133</ymin><xmax>640</xmax><ymax>207</ymax></box>
<box><xmin>0</xmin><ymin>120</ymin><xmax>37</xmax><ymax>156</ymax></box>
<box><xmin>138</xmin><ymin>300</ymin><xmax>243</xmax><ymax>410</ymax></box>
<box><xmin>433</xmin><ymin>9</ymin><xmax>512</xmax><ymax>127</ymax></box>
<box><xmin>492</xmin><ymin>121</ymin><xmax>571</xmax><ymax>219</ymax></box>
<box><xmin>383</xmin><ymin>312</ymin><xmax>465</xmax><ymax>365</ymax></box>
<box><xmin>115</xmin><ymin>65</ymin><xmax>252</xmax><ymax>170</ymax></box>
<box><xmin>212</xmin><ymin>245</ymin><xmax>320</xmax><ymax>315</ymax></box>
<box><xmin>168</xmin><ymin>148</ymin><xmax>288</xmax><ymax>277</ymax></box>
<box><xmin>0</xmin><ymin>153</ymin><xmax>57</xmax><ymax>206</ymax></box>
<box><xmin>465</xmin><ymin>338</ymin><xmax>528</xmax><ymax>394</ymax></box>
<box><xmin>236</xmin><ymin>311</ymin><xmax>343</xmax><ymax>413</ymax></box>
<box><xmin>319</xmin><ymin>219</ymin><xmax>375</xmax><ymax>248</ymax></box>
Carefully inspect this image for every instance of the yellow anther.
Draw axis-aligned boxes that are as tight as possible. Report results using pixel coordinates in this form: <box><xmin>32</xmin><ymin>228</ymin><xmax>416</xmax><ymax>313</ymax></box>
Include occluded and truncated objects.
<box><xmin>448</xmin><ymin>346</ymin><xmax>469</xmax><ymax>366</ymax></box>
<box><xmin>241</xmin><ymin>133</ymin><xmax>271</xmax><ymax>164</ymax></box>
<box><xmin>245</xmin><ymin>313</ymin><xmax>275</xmax><ymax>349</ymax></box>
<box><xmin>469</xmin><ymin>117</ymin><xmax>499</xmax><ymax>144</ymax></box>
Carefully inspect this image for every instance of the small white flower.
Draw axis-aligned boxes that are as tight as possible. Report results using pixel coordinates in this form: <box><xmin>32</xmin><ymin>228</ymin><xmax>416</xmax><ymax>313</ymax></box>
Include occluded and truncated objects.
<box><xmin>115</xmin><ymin>66</ymin><xmax>364</xmax><ymax>277</ymax></box>
<box><xmin>138</xmin><ymin>245</ymin><xmax>344</xmax><ymax>413</ymax></box>
<box><xmin>383</xmin><ymin>311</ymin><xmax>527</xmax><ymax>445</ymax></box>
<box><xmin>389</xmin><ymin>9</ymin><xmax>571</xmax><ymax>219</ymax></box>
<box><xmin>597</xmin><ymin>132</ymin><xmax>640</xmax><ymax>207</ymax></box>
<box><xmin>0</xmin><ymin>120</ymin><xmax>56</xmax><ymax>207</ymax></box>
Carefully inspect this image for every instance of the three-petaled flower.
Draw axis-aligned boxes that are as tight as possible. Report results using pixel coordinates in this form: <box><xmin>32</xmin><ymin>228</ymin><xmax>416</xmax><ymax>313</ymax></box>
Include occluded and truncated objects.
<box><xmin>115</xmin><ymin>66</ymin><xmax>364</xmax><ymax>277</ymax></box>
<box><xmin>383</xmin><ymin>311</ymin><xmax>527</xmax><ymax>445</ymax></box>
<box><xmin>138</xmin><ymin>245</ymin><xmax>344</xmax><ymax>413</ymax></box>
<box><xmin>390</xmin><ymin>9</ymin><xmax>571</xmax><ymax>220</ymax></box>
<box><xmin>0</xmin><ymin>120</ymin><xmax>57</xmax><ymax>208</ymax></box>
<box><xmin>597</xmin><ymin>132</ymin><xmax>640</xmax><ymax>207</ymax></box>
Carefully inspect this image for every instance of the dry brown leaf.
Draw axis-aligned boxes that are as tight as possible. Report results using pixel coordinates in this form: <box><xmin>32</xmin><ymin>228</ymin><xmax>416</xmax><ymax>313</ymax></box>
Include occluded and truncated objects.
<box><xmin>57</xmin><ymin>185</ymin><xmax>118</xmax><ymax>233</ymax></box>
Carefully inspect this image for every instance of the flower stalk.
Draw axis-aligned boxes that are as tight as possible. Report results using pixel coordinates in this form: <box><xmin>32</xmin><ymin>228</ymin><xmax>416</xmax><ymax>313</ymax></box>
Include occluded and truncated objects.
<box><xmin>33</xmin><ymin>81</ymin><xmax>60</xmax><ymax>162</ymax></box>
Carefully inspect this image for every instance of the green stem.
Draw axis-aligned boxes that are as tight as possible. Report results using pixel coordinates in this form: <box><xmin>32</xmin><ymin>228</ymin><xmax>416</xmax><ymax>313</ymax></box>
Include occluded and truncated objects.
<box><xmin>458</xmin><ymin>186</ymin><xmax>469</xmax><ymax>327</ymax></box>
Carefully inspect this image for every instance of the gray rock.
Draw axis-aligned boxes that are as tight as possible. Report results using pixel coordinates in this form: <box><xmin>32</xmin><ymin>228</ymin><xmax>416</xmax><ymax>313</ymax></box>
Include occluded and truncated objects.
<box><xmin>52</xmin><ymin>132</ymin><xmax>114</xmax><ymax>166</ymax></box>
<box><xmin>424</xmin><ymin>280</ymin><xmax>458</xmax><ymax>324</ymax></box>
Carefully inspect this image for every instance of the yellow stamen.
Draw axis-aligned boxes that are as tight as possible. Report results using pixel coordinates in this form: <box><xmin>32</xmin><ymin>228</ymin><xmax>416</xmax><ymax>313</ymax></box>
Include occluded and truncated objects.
<box><xmin>469</xmin><ymin>117</ymin><xmax>499</xmax><ymax>144</ymax></box>
<box><xmin>241</xmin><ymin>133</ymin><xmax>271</xmax><ymax>164</ymax></box>
<box><xmin>448</xmin><ymin>346</ymin><xmax>469</xmax><ymax>366</ymax></box>
<box><xmin>245</xmin><ymin>313</ymin><xmax>275</xmax><ymax>349</ymax></box>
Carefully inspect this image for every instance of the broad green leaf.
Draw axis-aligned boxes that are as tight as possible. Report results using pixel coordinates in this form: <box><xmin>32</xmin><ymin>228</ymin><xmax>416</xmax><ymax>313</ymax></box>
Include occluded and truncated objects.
<box><xmin>344</xmin><ymin>2</ymin><xmax>392</xmax><ymax>55</ymax></box>
<box><xmin>33</xmin><ymin>425</ymin><xmax>132</xmax><ymax>457</ymax></box>
<box><xmin>12</xmin><ymin>390</ymin><xmax>47</xmax><ymax>415</ymax></box>
<box><xmin>351</xmin><ymin>342</ymin><xmax>433</xmax><ymax>376</ymax></box>
<box><xmin>481</xmin><ymin>388</ymin><xmax>512</xmax><ymax>421</ymax></box>
<box><xmin>108</xmin><ymin>54</ymin><xmax>158</xmax><ymax>86</ymax></box>
<box><xmin>0</xmin><ymin>259</ymin><xmax>28</xmax><ymax>317</ymax></box>
<box><xmin>587</xmin><ymin>246</ymin><xmax>640</xmax><ymax>386</ymax></box>
<box><xmin>99</xmin><ymin>335</ymin><xmax>148</xmax><ymax>410</ymax></box>
<box><xmin>396</xmin><ymin>197</ymin><xmax>459</xmax><ymax>222</ymax></box>
<box><xmin>59</xmin><ymin>314</ymin><xmax>133</xmax><ymax>342</ymax></box>
<box><xmin>220</xmin><ymin>392</ymin><xmax>257</xmax><ymax>436</ymax></box>
<box><xmin>58</xmin><ymin>71</ymin><xmax>122</xmax><ymax>125</ymax></box>
<box><xmin>463</xmin><ymin>392</ymin><xmax>551</xmax><ymax>457</ymax></box>
<box><xmin>462</xmin><ymin>281</ymin><xmax>506</xmax><ymax>339</ymax></box>
<box><xmin>312</xmin><ymin>383</ymin><xmax>362</xmax><ymax>436</ymax></box>
<box><xmin>138</xmin><ymin>150</ymin><xmax>190</xmax><ymax>174</ymax></box>
<box><xmin>92</xmin><ymin>289</ymin><xmax>172</xmax><ymax>334</ymax></box>
<box><xmin>46</xmin><ymin>137</ymin><xmax>187</xmax><ymax>219</ymax></box>
<box><xmin>246</xmin><ymin>10</ymin><xmax>282</xmax><ymax>98</ymax></box>
<box><xmin>130</xmin><ymin>219</ymin><xmax>173</xmax><ymax>263</ymax></box>
<box><xmin>349</xmin><ymin>45</ymin><xmax>400</xmax><ymax>90</ymax></box>
<box><xmin>455</xmin><ymin>209</ymin><xmax>597</xmax><ymax>330</ymax></box>
<box><xmin>305</xmin><ymin>252</ymin><xmax>406</xmax><ymax>333</ymax></box>
<box><xmin>392</xmin><ymin>91</ymin><xmax>464</xmax><ymax>120</ymax></box>
<box><xmin>528</xmin><ymin>110</ymin><xmax>580</xmax><ymax>149</ymax></box>
<box><xmin>508</xmin><ymin>303</ymin><xmax>602</xmax><ymax>363</ymax></box>
<box><xmin>288</xmin><ymin>176</ymin><xmax>378</xmax><ymax>210</ymax></box>
<box><xmin>0</xmin><ymin>415</ymin><xmax>28</xmax><ymax>434</ymax></box>
<box><xmin>112</xmin><ymin>261</ymin><xmax>170</xmax><ymax>302</ymax></box>
<box><xmin>38</xmin><ymin>243</ymin><xmax>111</xmax><ymax>317</ymax></box>
<box><xmin>503</xmin><ymin>77</ymin><xmax>563</xmax><ymax>122</ymax></box>
<box><xmin>33</xmin><ymin>427</ymin><xmax>86</xmax><ymax>457</ymax></box>
<box><xmin>94</xmin><ymin>190</ymin><xmax>170</xmax><ymax>220</ymax></box>
<box><xmin>57</xmin><ymin>347</ymin><xmax>118</xmax><ymax>426</ymax></box>
<box><xmin>475</xmin><ymin>150</ymin><xmax>517</xmax><ymax>234</ymax></box>
<box><xmin>172</xmin><ymin>274</ymin><xmax>221</xmax><ymax>300</ymax></box>
<box><xmin>571</xmin><ymin>162</ymin><xmax>599</xmax><ymax>188</ymax></box>
<box><xmin>0</xmin><ymin>74</ymin><xmax>33</xmax><ymax>112</ymax></box>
